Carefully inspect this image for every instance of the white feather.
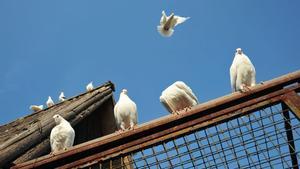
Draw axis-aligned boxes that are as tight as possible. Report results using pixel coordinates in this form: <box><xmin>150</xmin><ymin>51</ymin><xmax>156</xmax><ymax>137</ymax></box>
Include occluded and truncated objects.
<box><xmin>46</xmin><ymin>96</ymin><xmax>55</xmax><ymax>107</ymax></box>
<box><xmin>230</xmin><ymin>48</ymin><xmax>256</xmax><ymax>92</ymax></box>
<box><xmin>86</xmin><ymin>82</ymin><xmax>94</xmax><ymax>92</ymax></box>
<box><xmin>29</xmin><ymin>105</ymin><xmax>43</xmax><ymax>112</ymax></box>
<box><xmin>114</xmin><ymin>89</ymin><xmax>137</xmax><ymax>131</ymax></box>
<box><xmin>50</xmin><ymin>114</ymin><xmax>75</xmax><ymax>152</ymax></box>
<box><xmin>160</xmin><ymin>81</ymin><xmax>198</xmax><ymax>113</ymax></box>
<box><xmin>157</xmin><ymin>11</ymin><xmax>190</xmax><ymax>37</ymax></box>
<box><xmin>59</xmin><ymin>92</ymin><xmax>66</xmax><ymax>102</ymax></box>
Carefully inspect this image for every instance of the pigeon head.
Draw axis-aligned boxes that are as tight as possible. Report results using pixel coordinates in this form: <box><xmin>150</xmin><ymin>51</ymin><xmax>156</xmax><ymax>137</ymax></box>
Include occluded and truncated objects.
<box><xmin>121</xmin><ymin>89</ymin><xmax>128</xmax><ymax>95</ymax></box>
<box><xmin>53</xmin><ymin>114</ymin><xmax>63</xmax><ymax>124</ymax></box>
<box><xmin>236</xmin><ymin>48</ymin><xmax>243</xmax><ymax>54</ymax></box>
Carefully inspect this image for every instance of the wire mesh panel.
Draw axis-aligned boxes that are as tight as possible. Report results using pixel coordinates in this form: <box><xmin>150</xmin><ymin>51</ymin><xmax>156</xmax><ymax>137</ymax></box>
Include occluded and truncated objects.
<box><xmin>96</xmin><ymin>103</ymin><xmax>300</xmax><ymax>169</ymax></box>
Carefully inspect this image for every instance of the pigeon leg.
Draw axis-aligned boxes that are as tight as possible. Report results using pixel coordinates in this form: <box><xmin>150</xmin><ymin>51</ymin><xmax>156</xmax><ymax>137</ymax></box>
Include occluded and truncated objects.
<box><xmin>116</xmin><ymin>129</ymin><xmax>123</xmax><ymax>133</ymax></box>
<box><xmin>129</xmin><ymin>121</ymin><xmax>136</xmax><ymax>130</ymax></box>
<box><xmin>239</xmin><ymin>84</ymin><xmax>246</xmax><ymax>93</ymax></box>
<box><xmin>120</xmin><ymin>122</ymin><xmax>126</xmax><ymax>131</ymax></box>
<box><xmin>240</xmin><ymin>84</ymin><xmax>251</xmax><ymax>92</ymax></box>
<box><xmin>244</xmin><ymin>85</ymin><xmax>251</xmax><ymax>91</ymax></box>
<box><xmin>185</xmin><ymin>106</ymin><xmax>192</xmax><ymax>112</ymax></box>
<box><xmin>173</xmin><ymin>111</ymin><xmax>180</xmax><ymax>115</ymax></box>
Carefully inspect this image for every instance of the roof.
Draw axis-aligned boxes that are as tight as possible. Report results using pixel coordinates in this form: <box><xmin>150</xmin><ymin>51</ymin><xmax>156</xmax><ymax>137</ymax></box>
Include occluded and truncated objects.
<box><xmin>0</xmin><ymin>81</ymin><xmax>115</xmax><ymax>168</ymax></box>
<box><xmin>11</xmin><ymin>70</ymin><xmax>300</xmax><ymax>169</ymax></box>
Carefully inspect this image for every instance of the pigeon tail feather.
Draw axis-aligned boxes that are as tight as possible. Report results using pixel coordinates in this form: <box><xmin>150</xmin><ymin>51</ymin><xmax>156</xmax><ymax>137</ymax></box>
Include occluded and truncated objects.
<box><xmin>157</xmin><ymin>26</ymin><xmax>174</xmax><ymax>37</ymax></box>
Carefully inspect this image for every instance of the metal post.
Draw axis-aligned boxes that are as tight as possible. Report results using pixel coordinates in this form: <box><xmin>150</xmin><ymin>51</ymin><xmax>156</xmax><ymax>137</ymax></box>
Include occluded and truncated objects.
<box><xmin>282</xmin><ymin>103</ymin><xmax>299</xmax><ymax>169</ymax></box>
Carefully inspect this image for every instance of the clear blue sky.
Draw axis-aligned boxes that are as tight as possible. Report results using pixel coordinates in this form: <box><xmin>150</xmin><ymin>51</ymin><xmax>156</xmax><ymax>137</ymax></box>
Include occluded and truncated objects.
<box><xmin>0</xmin><ymin>1</ymin><xmax>299</xmax><ymax>125</ymax></box>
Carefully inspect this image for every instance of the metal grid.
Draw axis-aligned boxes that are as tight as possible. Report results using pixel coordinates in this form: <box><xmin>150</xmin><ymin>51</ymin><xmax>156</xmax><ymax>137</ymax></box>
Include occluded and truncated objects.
<box><xmin>99</xmin><ymin>104</ymin><xmax>300</xmax><ymax>169</ymax></box>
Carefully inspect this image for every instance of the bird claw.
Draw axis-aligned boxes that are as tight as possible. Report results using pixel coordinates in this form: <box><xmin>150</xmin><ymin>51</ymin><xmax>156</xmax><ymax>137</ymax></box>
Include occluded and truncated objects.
<box><xmin>185</xmin><ymin>106</ymin><xmax>192</xmax><ymax>112</ymax></box>
<box><xmin>116</xmin><ymin>129</ymin><xmax>124</xmax><ymax>133</ymax></box>
<box><xmin>240</xmin><ymin>84</ymin><xmax>251</xmax><ymax>93</ymax></box>
<box><xmin>129</xmin><ymin>124</ymin><xmax>137</xmax><ymax>130</ymax></box>
<box><xmin>172</xmin><ymin>111</ymin><xmax>180</xmax><ymax>115</ymax></box>
<box><xmin>173</xmin><ymin>107</ymin><xmax>191</xmax><ymax>115</ymax></box>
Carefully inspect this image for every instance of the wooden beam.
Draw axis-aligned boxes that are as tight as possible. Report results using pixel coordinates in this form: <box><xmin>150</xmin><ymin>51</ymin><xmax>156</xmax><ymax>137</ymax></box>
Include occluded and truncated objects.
<box><xmin>0</xmin><ymin>87</ymin><xmax>113</xmax><ymax>167</ymax></box>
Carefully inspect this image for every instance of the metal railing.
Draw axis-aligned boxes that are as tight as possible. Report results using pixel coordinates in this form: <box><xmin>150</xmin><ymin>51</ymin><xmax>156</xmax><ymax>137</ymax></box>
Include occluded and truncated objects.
<box><xmin>12</xmin><ymin>70</ymin><xmax>300</xmax><ymax>169</ymax></box>
<box><xmin>103</xmin><ymin>104</ymin><xmax>300</xmax><ymax>169</ymax></box>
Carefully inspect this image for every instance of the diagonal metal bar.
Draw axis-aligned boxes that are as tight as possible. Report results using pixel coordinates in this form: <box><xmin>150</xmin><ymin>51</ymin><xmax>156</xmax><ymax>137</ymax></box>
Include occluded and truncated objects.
<box><xmin>282</xmin><ymin>91</ymin><xmax>300</xmax><ymax>120</ymax></box>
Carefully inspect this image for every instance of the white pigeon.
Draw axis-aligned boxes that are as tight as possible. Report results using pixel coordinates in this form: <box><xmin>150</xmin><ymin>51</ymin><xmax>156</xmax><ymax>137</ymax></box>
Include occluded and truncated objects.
<box><xmin>59</xmin><ymin>92</ymin><xmax>66</xmax><ymax>102</ymax></box>
<box><xmin>29</xmin><ymin>105</ymin><xmax>44</xmax><ymax>112</ymax></box>
<box><xmin>157</xmin><ymin>10</ymin><xmax>190</xmax><ymax>37</ymax></box>
<box><xmin>50</xmin><ymin>114</ymin><xmax>75</xmax><ymax>152</ymax></box>
<box><xmin>230</xmin><ymin>48</ymin><xmax>256</xmax><ymax>92</ymax></box>
<box><xmin>46</xmin><ymin>96</ymin><xmax>55</xmax><ymax>107</ymax></box>
<box><xmin>86</xmin><ymin>82</ymin><xmax>94</xmax><ymax>92</ymax></box>
<box><xmin>160</xmin><ymin>81</ymin><xmax>198</xmax><ymax>114</ymax></box>
<box><xmin>114</xmin><ymin>89</ymin><xmax>138</xmax><ymax>132</ymax></box>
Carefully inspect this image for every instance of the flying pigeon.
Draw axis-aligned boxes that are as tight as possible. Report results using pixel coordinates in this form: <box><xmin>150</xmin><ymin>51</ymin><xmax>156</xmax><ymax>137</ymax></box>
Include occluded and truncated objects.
<box><xmin>86</xmin><ymin>82</ymin><xmax>94</xmax><ymax>92</ymax></box>
<box><xmin>46</xmin><ymin>96</ymin><xmax>55</xmax><ymax>107</ymax></box>
<box><xmin>230</xmin><ymin>48</ymin><xmax>256</xmax><ymax>92</ymax></box>
<box><xmin>29</xmin><ymin>105</ymin><xmax>44</xmax><ymax>112</ymax></box>
<box><xmin>59</xmin><ymin>92</ymin><xmax>66</xmax><ymax>102</ymax></box>
<box><xmin>50</xmin><ymin>114</ymin><xmax>75</xmax><ymax>152</ymax></box>
<box><xmin>114</xmin><ymin>89</ymin><xmax>137</xmax><ymax>132</ymax></box>
<box><xmin>157</xmin><ymin>10</ymin><xmax>190</xmax><ymax>37</ymax></box>
<box><xmin>160</xmin><ymin>81</ymin><xmax>198</xmax><ymax>114</ymax></box>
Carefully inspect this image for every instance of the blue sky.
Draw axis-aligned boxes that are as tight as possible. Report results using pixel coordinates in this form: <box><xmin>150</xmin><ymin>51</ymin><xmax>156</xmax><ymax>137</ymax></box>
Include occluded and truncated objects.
<box><xmin>0</xmin><ymin>1</ymin><xmax>299</xmax><ymax>125</ymax></box>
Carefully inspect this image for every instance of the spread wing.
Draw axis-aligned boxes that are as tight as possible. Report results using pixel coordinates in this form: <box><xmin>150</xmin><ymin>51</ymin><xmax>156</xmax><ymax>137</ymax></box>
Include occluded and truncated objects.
<box><xmin>160</xmin><ymin>10</ymin><xmax>167</xmax><ymax>25</ymax></box>
<box><xmin>174</xmin><ymin>16</ymin><xmax>190</xmax><ymax>26</ymax></box>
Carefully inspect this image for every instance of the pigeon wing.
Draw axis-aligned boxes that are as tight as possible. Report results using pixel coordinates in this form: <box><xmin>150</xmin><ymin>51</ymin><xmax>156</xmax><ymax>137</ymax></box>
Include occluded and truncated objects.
<box><xmin>114</xmin><ymin>102</ymin><xmax>122</xmax><ymax>129</ymax></box>
<box><xmin>129</xmin><ymin>100</ymin><xmax>138</xmax><ymax>125</ymax></box>
<box><xmin>243</xmin><ymin>54</ymin><xmax>256</xmax><ymax>86</ymax></box>
<box><xmin>160</xmin><ymin>10</ymin><xmax>167</xmax><ymax>25</ymax></box>
<box><xmin>64</xmin><ymin>125</ymin><xmax>75</xmax><ymax>147</ymax></box>
<box><xmin>230</xmin><ymin>60</ymin><xmax>238</xmax><ymax>92</ymax></box>
<box><xmin>174</xmin><ymin>81</ymin><xmax>198</xmax><ymax>104</ymax></box>
<box><xmin>160</xmin><ymin>95</ymin><xmax>174</xmax><ymax>113</ymax></box>
<box><xmin>174</xmin><ymin>16</ymin><xmax>190</xmax><ymax>26</ymax></box>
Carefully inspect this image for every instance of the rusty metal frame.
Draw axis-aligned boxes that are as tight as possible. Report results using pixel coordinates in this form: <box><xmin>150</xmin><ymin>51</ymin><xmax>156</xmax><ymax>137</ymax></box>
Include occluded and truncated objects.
<box><xmin>282</xmin><ymin>103</ymin><xmax>299</xmax><ymax>169</ymax></box>
<box><xmin>12</xmin><ymin>70</ymin><xmax>300</xmax><ymax>169</ymax></box>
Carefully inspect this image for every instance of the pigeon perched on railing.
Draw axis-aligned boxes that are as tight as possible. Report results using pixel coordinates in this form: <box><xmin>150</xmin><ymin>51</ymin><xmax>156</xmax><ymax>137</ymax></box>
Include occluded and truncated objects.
<box><xmin>59</xmin><ymin>92</ymin><xmax>66</xmax><ymax>102</ymax></box>
<box><xmin>160</xmin><ymin>81</ymin><xmax>198</xmax><ymax>114</ymax></box>
<box><xmin>29</xmin><ymin>105</ymin><xmax>43</xmax><ymax>112</ymax></box>
<box><xmin>157</xmin><ymin>10</ymin><xmax>190</xmax><ymax>37</ymax></box>
<box><xmin>230</xmin><ymin>48</ymin><xmax>256</xmax><ymax>92</ymax></box>
<box><xmin>86</xmin><ymin>82</ymin><xmax>94</xmax><ymax>92</ymax></box>
<box><xmin>46</xmin><ymin>96</ymin><xmax>55</xmax><ymax>107</ymax></box>
<box><xmin>114</xmin><ymin>89</ymin><xmax>138</xmax><ymax>132</ymax></box>
<box><xmin>50</xmin><ymin>114</ymin><xmax>75</xmax><ymax>153</ymax></box>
